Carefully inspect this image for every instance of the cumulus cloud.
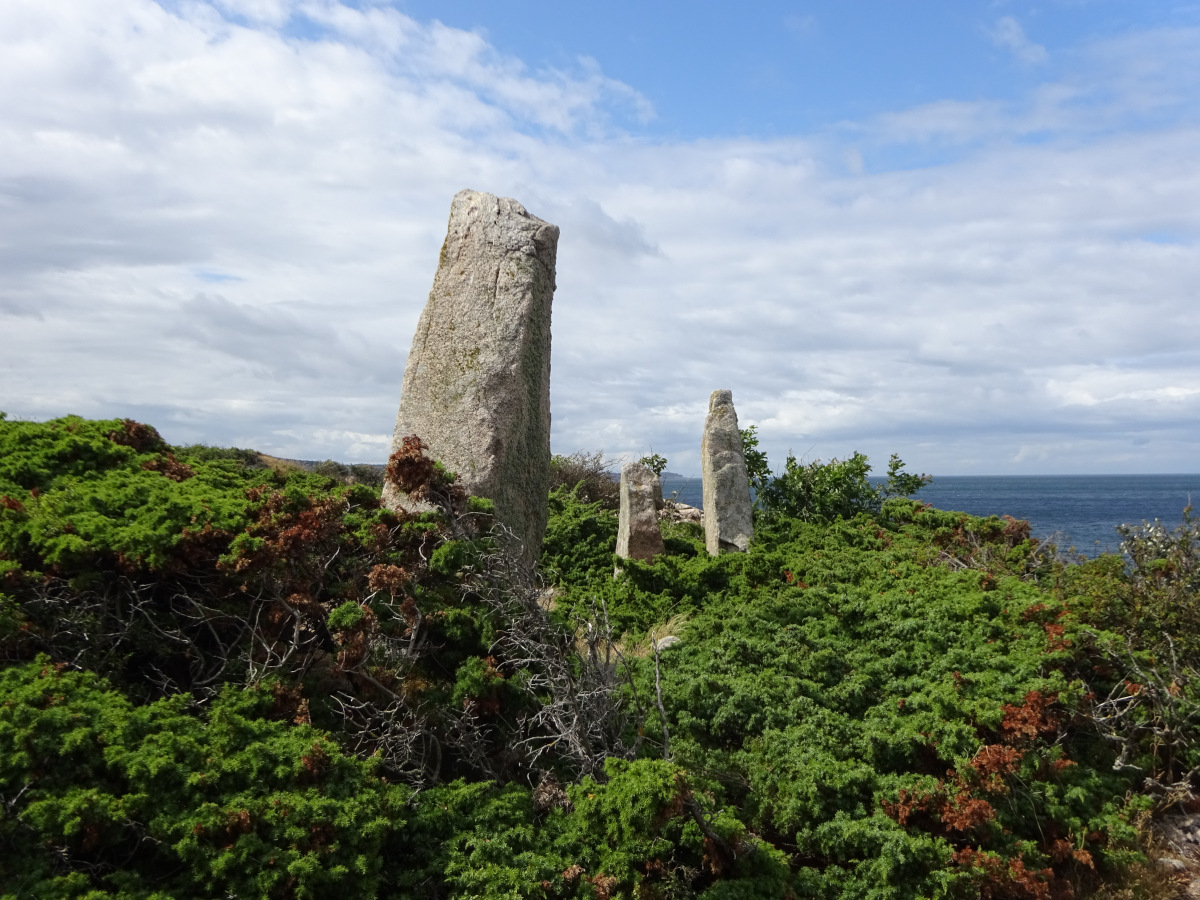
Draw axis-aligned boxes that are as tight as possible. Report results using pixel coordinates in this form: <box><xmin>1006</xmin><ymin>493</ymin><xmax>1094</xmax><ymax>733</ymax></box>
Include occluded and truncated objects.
<box><xmin>1</xmin><ymin>0</ymin><xmax>1198</xmax><ymax>474</ymax></box>
<box><xmin>988</xmin><ymin>16</ymin><xmax>1049</xmax><ymax>65</ymax></box>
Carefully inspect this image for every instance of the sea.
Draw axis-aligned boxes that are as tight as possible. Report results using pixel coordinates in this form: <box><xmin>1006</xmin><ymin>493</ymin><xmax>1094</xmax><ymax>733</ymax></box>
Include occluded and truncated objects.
<box><xmin>659</xmin><ymin>474</ymin><xmax>1200</xmax><ymax>556</ymax></box>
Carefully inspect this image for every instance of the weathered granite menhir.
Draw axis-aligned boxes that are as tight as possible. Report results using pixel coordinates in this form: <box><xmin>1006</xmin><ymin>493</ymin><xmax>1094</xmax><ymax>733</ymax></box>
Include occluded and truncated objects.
<box><xmin>616</xmin><ymin>461</ymin><xmax>665</xmax><ymax>564</ymax></box>
<box><xmin>382</xmin><ymin>189</ymin><xmax>559</xmax><ymax>566</ymax></box>
<box><xmin>700</xmin><ymin>389</ymin><xmax>754</xmax><ymax>555</ymax></box>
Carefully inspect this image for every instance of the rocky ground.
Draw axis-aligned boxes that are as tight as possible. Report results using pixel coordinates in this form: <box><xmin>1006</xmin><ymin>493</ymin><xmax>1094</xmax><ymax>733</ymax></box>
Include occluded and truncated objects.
<box><xmin>1153</xmin><ymin>812</ymin><xmax>1200</xmax><ymax>897</ymax></box>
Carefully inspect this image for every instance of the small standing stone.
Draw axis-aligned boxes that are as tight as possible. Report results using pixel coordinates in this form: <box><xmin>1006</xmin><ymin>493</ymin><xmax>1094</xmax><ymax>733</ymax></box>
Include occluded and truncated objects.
<box><xmin>700</xmin><ymin>390</ymin><xmax>754</xmax><ymax>555</ymax></box>
<box><xmin>382</xmin><ymin>189</ymin><xmax>558</xmax><ymax>567</ymax></box>
<box><xmin>651</xmin><ymin>475</ymin><xmax>665</xmax><ymax>510</ymax></box>
<box><xmin>616</xmin><ymin>462</ymin><xmax>665</xmax><ymax>563</ymax></box>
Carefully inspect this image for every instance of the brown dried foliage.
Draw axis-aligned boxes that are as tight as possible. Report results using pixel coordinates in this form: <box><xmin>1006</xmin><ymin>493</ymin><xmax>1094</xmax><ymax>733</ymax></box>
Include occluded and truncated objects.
<box><xmin>929</xmin><ymin>512</ymin><xmax>1044</xmax><ymax>578</ymax></box>
<box><xmin>334</xmin><ymin>605</ymin><xmax>376</xmax><ymax>671</ymax></box>
<box><xmin>365</xmin><ymin>521</ymin><xmax>395</xmax><ymax>553</ymax></box>
<box><xmin>532</xmin><ymin>774</ymin><xmax>570</xmax><ymax>813</ymax></box>
<box><xmin>269</xmin><ymin>682</ymin><xmax>312</xmax><ymax>725</ymax></box>
<box><xmin>1020</xmin><ymin>605</ymin><xmax>1074</xmax><ymax>651</ymax></box>
<box><xmin>1001</xmin><ymin>515</ymin><xmax>1033</xmax><ymax>544</ymax></box>
<box><xmin>227</xmin><ymin>491</ymin><xmax>346</xmax><ymax>581</ymax></box>
<box><xmin>273</xmin><ymin>503</ymin><xmax>345</xmax><ymax>563</ymax></box>
<box><xmin>386</xmin><ymin>436</ymin><xmax>437</xmax><ymax>496</ymax></box>
<box><xmin>303</xmin><ymin>822</ymin><xmax>336</xmax><ymax>852</ymax></box>
<box><xmin>883</xmin><ymin>785</ymin><xmax>996</xmax><ymax>834</ymax></box>
<box><xmin>176</xmin><ymin>522</ymin><xmax>234</xmax><ymax>570</ymax></box>
<box><xmin>588</xmin><ymin>874</ymin><xmax>619</xmax><ymax>900</ymax></box>
<box><xmin>385</xmin><ymin>435</ymin><xmax>467</xmax><ymax>518</ymax></box>
<box><xmin>336</xmin><ymin>629</ymin><xmax>370</xmax><ymax>671</ymax></box>
<box><xmin>225</xmin><ymin>809</ymin><xmax>253</xmax><ymax>838</ymax></box>
<box><xmin>107</xmin><ymin>419</ymin><xmax>167</xmax><ymax>454</ymax></box>
<box><xmin>884</xmin><ymin>691</ymin><xmax>1092</xmax><ymax>896</ymax></box>
<box><xmin>368</xmin><ymin>564</ymin><xmax>409</xmax><ymax>595</ymax></box>
<box><xmin>300</xmin><ymin>742</ymin><xmax>330</xmax><ymax>779</ymax></box>
<box><xmin>953</xmin><ymin>848</ymin><xmax>1063</xmax><ymax>900</ymax></box>
<box><xmin>140</xmin><ymin>452</ymin><xmax>195</xmax><ymax>482</ymax></box>
<box><xmin>1046</xmin><ymin>838</ymin><xmax>1094</xmax><ymax>869</ymax></box>
<box><xmin>968</xmin><ymin>744</ymin><xmax>1025</xmax><ymax>792</ymax></box>
<box><xmin>783</xmin><ymin>570</ymin><xmax>810</xmax><ymax>588</ymax></box>
<box><xmin>1000</xmin><ymin>690</ymin><xmax>1060</xmax><ymax>743</ymax></box>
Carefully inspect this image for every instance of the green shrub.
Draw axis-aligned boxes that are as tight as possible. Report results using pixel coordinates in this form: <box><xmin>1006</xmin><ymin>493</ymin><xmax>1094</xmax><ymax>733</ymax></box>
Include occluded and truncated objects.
<box><xmin>748</xmin><ymin>443</ymin><xmax>929</xmax><ymax>527</ymax></box>
<box><xmin>547</xmin><ymin>490</ymin><xmax>1140</xmax><ymax>897</ymax></box>
<box><xmin>540</xmin><ymin>485</ymin><xmax>619</xmax><ymax>586</ymax></box>
<box><xmin>639</xmin><ymin>453</ymin><xmax>668</xmax><ymax>477</ymax></box>
<box><xmin>739</xmin><ymin>426</ymin><xmax>771</xmax><ymax>490</ymax></box>
<box><xmin>0</xmin><ymin>417</ymin><xmax>1175</xmax><ymax>897</ymax></box>
<box><xmin>0</xmin><ymin>416</ymin><xmax>280</xmax><ymax>575</ymax></box>
<box><xmin>0</xmin><ymin>660</ymin><xmax>410</xmax><ymax>898</ymax></box>
<box><xmin>755</xmin><ymin>450</ymin><xmax>880</xmax><ymax>523</ymax></box>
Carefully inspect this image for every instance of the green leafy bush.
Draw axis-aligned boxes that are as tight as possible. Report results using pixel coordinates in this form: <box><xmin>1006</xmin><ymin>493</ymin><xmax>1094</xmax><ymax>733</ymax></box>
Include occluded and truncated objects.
<box><xmin>1053</xmin><ymin>508</ymin><xmax>1200</xmax><ymax>814</ymax></box>
<box><xmin>749</xmin><ymin>443</ymin><xmax>930</xmax><ymax>527</ymax></box>
<box><xmin>0</xmin><ymin>660</ymin><xmax>409</xmax><ymax>898</ymax></box>
<box><xmin>738</xmin><ymin>426</ymin><xmax>771</xmax><ymax>490</ymax></box>
<box><xmin>540</xmin><ymin>485</ymin><xmax>619</xmax><ymax>586</ymax></box>
<box><xmin>0</xmin><ymin>415</ymin><xmax>1188</xmax><ymax>898</ymax></box>
<box><xmin>755</xmin><ymin>450</ymin><xmax>880</xmax><ymax>523</ymax></box>
<box><xmin>0</xmin><ymin>416</ymin><xmax>280</xmax><ymax>575</ymax></box>
<box><xmin>639</xmin><ymin>453</ymin><xmax>668</xmax><ymax>477</ymax></box>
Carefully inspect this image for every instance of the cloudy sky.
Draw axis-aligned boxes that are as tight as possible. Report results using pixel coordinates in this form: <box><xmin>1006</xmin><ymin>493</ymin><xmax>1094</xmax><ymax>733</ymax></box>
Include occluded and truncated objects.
<box><xmin>2</xmin><ymin>0</ymin><xmax>1198</xmax><ymax>475</ymax></box>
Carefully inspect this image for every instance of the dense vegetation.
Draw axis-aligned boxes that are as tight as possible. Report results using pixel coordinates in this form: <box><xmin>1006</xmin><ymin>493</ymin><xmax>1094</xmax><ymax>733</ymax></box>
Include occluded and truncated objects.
<box><xmin>0</xmin><ymin>413</ymin><xmax>1196</xmax><ymax>898</ymax></box>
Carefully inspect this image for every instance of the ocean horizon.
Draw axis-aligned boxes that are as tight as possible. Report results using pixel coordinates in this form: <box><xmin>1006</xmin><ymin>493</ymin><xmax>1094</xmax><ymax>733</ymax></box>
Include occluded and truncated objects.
<box><xmin>660</xmin><ymin>473</ymin><xmax>1200</xmax><ymax>555</ymax></box>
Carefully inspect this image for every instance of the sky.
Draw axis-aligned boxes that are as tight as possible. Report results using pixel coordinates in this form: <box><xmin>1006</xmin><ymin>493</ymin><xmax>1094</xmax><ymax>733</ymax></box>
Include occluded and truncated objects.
<box><xmin>2</xmin><ymin>1</ymin><xmax>1199</xmax><ymax>476</ymax></box>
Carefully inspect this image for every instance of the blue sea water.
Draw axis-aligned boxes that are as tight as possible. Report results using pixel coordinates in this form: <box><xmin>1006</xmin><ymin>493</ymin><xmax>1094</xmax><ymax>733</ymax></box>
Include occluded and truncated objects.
<box><xmin>659</xmin><ymin>474</ymin><xmax>1200</xmax><ymax>556</ymax></box>
<box><xmin>659</xmin><ymin>475</ymin><xmax>703</xmax><ymax>509</ymax></box>
<box><xmin>914</xmin><ymin>476</ymin><xmax>1200</xmax><ymax>555</ymax></box>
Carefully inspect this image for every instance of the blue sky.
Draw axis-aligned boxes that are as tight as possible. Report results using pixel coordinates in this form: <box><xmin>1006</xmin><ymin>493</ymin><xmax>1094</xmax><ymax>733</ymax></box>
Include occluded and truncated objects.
<box><xmin>388</xmin><ymin>1</ymin><xmax>1196</xmax><ymax>139</ymax></box>
<box><xmin>2</xmin><ymin>0</ymin><xmax>1199</xmax><ymax>475</ymax></box>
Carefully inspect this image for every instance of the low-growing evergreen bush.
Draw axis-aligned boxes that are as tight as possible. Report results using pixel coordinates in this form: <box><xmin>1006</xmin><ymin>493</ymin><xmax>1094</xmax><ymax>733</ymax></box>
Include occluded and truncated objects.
<box><xmin>0</xmin><ymin>414</ymin><xmax>1194</xmax><ymax>898</ymax></box>
<box><xmin>0</xmin><ymin>660</ymin><xmax>410</xmax><ymax>898</ymax></box>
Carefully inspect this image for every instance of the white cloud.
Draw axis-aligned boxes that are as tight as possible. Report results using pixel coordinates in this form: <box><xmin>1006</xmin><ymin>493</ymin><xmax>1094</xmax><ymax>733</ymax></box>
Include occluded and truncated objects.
<box><xmin>1</xmin><ymin>0</ymin><xmax>1198</xmax><ymax>474</ymax></box>
<box><xmin>988</xmin><ymin>16</ymin><xmax>1049</xmax><ymax>65</ymax></box>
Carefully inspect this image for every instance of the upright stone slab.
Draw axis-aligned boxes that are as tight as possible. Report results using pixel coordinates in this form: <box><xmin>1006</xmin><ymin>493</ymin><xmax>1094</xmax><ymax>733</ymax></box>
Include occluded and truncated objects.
<box><xmin>651</xmin><ymin>475</ymin><xmax>665</xmax><ymax>510</ymax></box>
<box><xmin>616</xmin><ymin>462</ymin><xmax>665</xmax><ymax>563</ymax></box>
<box><xmin>700</xmin><ymin>390</ymin><xmax>754</xmax><ymax>555</ymax></box>
<box><xmin>382</xmin><ymin>189</ymin><xmax>559</xmax><ymax>565</ymax></box>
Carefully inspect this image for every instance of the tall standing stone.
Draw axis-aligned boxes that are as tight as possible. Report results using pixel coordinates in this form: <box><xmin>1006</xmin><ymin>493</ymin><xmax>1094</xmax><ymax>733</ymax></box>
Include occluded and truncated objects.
<box><xmin>616</xmin><ymin>462</ymin><xmax>665</xmax><ymax>563</ymax></box>
<box><xmin>382</xmin><ymin>189</ymin><xmax>559</xmax><ymax>566</ymax></box>
<box><xmin>700</xmin><ymin>390</ymin><xmax>754</xmax><ymax>555</ymax></box>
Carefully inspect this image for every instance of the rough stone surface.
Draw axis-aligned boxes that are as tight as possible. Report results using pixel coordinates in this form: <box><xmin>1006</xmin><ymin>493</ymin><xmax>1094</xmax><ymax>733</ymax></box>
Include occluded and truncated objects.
<box><xmin>1152</xmin><ymin>812</ymin><xmax>1200</xmax><ymax>897</ymax></box>
<box><xmin>382</xmin><ymin>189</ymin><xmax>559</xmax><ymax>565</ymax></box>
<box><xmin>616</xmin><ymin>462</ymin><xmax>665</xmax><ymax>563</ymax></box>
<box><xmin>659</xmin><ymin>501</ymin><xmax>702</xmax><ymax>525</ymax></box>
<box><xmin>700</xmin><ymin>390</ymin><xmax>754</xmax><ymax>555</ymax></box>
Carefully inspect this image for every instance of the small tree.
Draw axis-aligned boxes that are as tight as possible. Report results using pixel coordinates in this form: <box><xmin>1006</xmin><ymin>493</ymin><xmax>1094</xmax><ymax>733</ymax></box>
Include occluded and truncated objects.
<box><xmin>739</xmin><ymin>426</ymin><xmax>771</xmax><ymax>502</ymax></box>
<box><xmin>638</xmin><ymin>453</ymin><xmax>667</xmax><ymax>477</ymax></box>
<box><xmin>738</xmin><ymin>427</ymin><xmax>929</xmax><ymax>525</ymax></box>
<box><xmin>881</xmin><ymin>453</ymin><xmax>932</xmax><ymax>499</ymax></box>
<box><xmin>756</xmin><ymin>451</ymin><xmax>880</xmax><ymax>524</ymax></box>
